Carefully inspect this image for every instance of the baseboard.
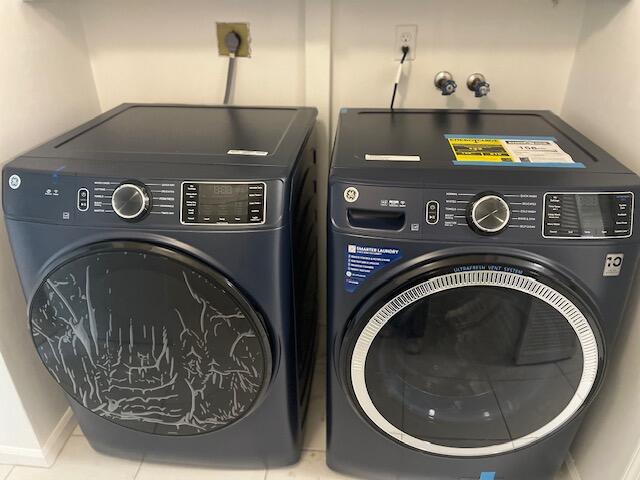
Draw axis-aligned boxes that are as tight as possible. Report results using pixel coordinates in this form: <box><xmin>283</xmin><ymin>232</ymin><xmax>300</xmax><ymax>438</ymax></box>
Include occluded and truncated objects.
<box><xmin>0</xmin><ymin>407</ymin><xmax>76</xmax><ymax>467</ymax></box>
<box><xmin>565</xmin><ymin>453</ymin><xmax>582</xmax><ymax>480</ymax></box>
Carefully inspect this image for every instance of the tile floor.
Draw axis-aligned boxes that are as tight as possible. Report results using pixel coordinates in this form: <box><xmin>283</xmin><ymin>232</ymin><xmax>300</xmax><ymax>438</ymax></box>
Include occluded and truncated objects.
<box><xmin>0</xmin><ymin>356</ymin><xmax>574</xmax><ymax>480</ymax></box>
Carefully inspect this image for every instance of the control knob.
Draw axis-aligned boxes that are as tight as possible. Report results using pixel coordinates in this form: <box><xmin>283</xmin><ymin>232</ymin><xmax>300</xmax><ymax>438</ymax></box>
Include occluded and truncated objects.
<box><xmin>112</xmin><ymin>182</ymin><xmax>151</xmax><ymax>221</ymax></box>
<box><xmin>467</xmin><ymin>193</ymin><xmax>510</xmax><ymax>234</ymax></box>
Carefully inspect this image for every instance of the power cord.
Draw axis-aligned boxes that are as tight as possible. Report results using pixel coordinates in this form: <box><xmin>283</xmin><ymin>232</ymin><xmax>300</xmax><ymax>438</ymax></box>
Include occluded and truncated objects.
<box><xmin>223</xmin><ymin>31</ymin><xmax>242</xmax><ymax>105</ymax></box>
<box><xmin>390</xmin><ymin>45</ymin><xmax>410</xmax><ymax>110</ymax></box>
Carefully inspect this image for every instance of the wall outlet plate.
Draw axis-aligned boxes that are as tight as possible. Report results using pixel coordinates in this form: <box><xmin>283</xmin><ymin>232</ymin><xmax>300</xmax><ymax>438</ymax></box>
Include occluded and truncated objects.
<box><xmin>394</xmin><ymin>24</ymin><xmax>417</xmax><ymax>61</ymax></box>
<box><xmin>216</xmin><ymin>22</ymin><xmax>251</xmax><ymax>57</ymax></box>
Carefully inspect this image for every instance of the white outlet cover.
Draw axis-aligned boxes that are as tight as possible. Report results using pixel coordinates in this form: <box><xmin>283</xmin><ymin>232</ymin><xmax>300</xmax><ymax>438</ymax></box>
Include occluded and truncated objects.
<box><xmin>394</xmin><ymin>24</ymin><xmax>417</xmax><ymax>61</ymax></box>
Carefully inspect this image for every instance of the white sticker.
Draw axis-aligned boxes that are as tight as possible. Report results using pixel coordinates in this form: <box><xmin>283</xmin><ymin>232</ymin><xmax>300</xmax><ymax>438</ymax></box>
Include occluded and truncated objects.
<box><xmin>365</xmin><ymin>154</ymin><xmax>421</xmax><ymax>162</ymax></box>
<box><xmin>227</xmin><ymin>150</ymin><xmax>269</xmax><ymax>156</ymax></box>
<box><xmin>446</xmin><ymin>135</ymin><xmax>580</xmax><ymax>167</ymax></box>
<box><xmin>344</xmin><ymin>186</ymin><xmax>359</xmax><ymax>203</ymax></box>
<box><xmin>8</xmin><ymin>174</ymin><xmax>21</xmax><ymax>190</ymax></box>
<box><xmin>502</xmin><ymin>140</ymin><xmax>574</xmax><ymax>164</ymax></box>
<box><xmin>604</xmin><ymin>253</ymin><xmax>624</xmax><ymax>276</ymax></box>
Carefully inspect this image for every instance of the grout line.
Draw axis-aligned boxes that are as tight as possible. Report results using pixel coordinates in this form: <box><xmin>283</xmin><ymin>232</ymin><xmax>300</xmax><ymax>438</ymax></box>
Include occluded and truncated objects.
<box><xmin>302</xmin><ymin>447</ymin><xmax>326</xmax><ymax>453</ymax></box>
<box><xmin>2</xmin><ymin>466</ymin><xmax>15</xmax><ymax>480</ymax></box>
<box><xmin>132</xmin><ymin>455</ymin><xmax>144</xmax><ymax>480</ymax></box>
<box><xmin>622</xmin><ymin>438</ymin><xmax>640</xmax><ymax>480</ymax></box>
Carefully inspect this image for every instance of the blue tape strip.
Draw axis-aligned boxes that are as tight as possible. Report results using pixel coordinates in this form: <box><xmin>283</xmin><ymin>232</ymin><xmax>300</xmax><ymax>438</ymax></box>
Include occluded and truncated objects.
<box><xmin>452</xmin><ymin>161</ymin><xmax>585</xmax><ymax>169</ymax></box>
<box><xmin>444</xmin><ymin>134</ymin><xmax>557</xmax><ymax>141</ymax></box>
<box><xmin>479</xmin><ymin>473</ymin><xmax>496</xmax><ymax>480</ymax></box>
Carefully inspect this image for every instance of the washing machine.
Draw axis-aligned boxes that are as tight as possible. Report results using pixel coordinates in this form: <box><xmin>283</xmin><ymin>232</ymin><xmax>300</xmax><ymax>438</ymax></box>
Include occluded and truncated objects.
<box><xmin>3</xmin><ymin>103</ymin><xmax>318</xmax><ymax>468</ymax></box>
<box><xmin>327</xmin><ymin>108</ymin><xmax>640</xmax><ymax>479</ymax></box>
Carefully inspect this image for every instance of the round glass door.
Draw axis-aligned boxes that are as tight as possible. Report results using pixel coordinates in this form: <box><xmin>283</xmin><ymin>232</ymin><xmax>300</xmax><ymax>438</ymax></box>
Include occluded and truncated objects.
<box><xmin>346</xmin><ymin>258</ymin><xmax>601</xmax><ymax>456</ymax></box>
<box><xmin>29</xmin><ymin>241</ymin><xmax>271</xmax><ymax>436</ymax></box>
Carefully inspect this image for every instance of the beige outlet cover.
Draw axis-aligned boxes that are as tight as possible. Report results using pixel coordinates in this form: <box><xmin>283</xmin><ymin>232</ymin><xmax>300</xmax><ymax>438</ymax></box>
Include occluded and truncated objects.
<box><xmin>216</xmin><ymin>23</ymin><xmax>251</xmax><ymax>57</ymax></box>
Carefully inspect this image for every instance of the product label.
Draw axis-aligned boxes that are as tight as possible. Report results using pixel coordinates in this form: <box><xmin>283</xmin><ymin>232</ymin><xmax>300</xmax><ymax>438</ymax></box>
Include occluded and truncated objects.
<box><xmin>227</xmin><ymin>149</ymin><xmax>269</xmax><ymax>156</ymax></box>
<box><xmin>603</xmin><ymin>253</ymin><xmax>624</xmax><ymax>277</ymax></box>
<box><xmin>365</xmin><ymin>154</ymin><xmax>421</xmax><ymax>162</ymax></box>
<box><xmin>345</xmin><ymin>244</ymin><xmax>402</xmax><ymax>292</ymax></box>
<box><xmin>445</xmin><ymin>134</ymin><xmax>583</xmax><ymax>168</ymax></box>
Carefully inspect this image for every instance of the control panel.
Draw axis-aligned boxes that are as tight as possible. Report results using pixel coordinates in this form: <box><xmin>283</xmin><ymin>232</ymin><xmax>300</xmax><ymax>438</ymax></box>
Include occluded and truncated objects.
<box><xmin>331</xmin><ymin>182</ymin><xmax>636</xmax><ymax>242</ymax></box>
<box><xmin>93</xmin><ymin>180</ymin><xmax>177</xmax><ymax>218</ymax></box>
<box><xmin>2</xmin><ymin>169</ymin><xmax>280</xmax><ymax>228</ymax></box>
<box><xmin>543</xmin><ymin>192</ymin><xmax>633</xmax><ymax>239</ymax></box>
<box><xmin>181</xmin><ymin>182</ymin><xmax>266</xmax><ymax>225</ymax></box>
<box><xmin>442</xmin><ymin>191</ymin><xmax>539</xmax><ymax>234</ymax></box>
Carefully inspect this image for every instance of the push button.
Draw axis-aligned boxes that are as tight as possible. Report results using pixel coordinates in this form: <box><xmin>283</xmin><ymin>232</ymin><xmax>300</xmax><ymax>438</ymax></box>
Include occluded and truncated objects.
<box><xmin>426</xmin><ymin>200</ymin><xmax>439</xmax><ymax>225</ymax></box>
<box><xmin>77</xmin><ymin>188</ymin><xmax>89</xmax><ymax>212</ymax></box>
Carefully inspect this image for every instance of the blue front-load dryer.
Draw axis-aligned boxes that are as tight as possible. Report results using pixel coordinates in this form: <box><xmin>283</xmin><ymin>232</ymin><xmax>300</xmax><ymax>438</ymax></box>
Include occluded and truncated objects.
<box><xmin>3</xmin><ymin>104</ymin><xmax>318</xmax><ymax>468</ymax></box>
<box><xmin>327</xmin><ymin>109</ymin><xmax>640</xmax><ymax>479</ymax></box>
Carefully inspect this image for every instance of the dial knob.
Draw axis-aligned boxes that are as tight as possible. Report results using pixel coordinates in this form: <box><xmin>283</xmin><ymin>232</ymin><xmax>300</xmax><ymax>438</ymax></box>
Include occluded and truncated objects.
<box><xmin>468</xmin><ymin>194</ymin><xmax>510</xmax><ymax>234</ymax></box>
<box><xmin>112</xmin><ymin>183</ymin><xmax>150</xmax><ymax>221</ymax></box>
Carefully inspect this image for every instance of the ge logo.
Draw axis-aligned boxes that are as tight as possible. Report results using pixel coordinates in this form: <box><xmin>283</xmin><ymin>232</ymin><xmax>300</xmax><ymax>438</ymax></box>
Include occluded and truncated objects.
<box><xmin>344</xmin><ymin>186</ymin><xmax>359</xmax><ymax>203</ymax></box>
<box><xmin>8</xmin><ymin>174</ymin><xmax>21</xmax><ymax>190</ymax></box>
<box><xmin>603</xmin><ymin>253</ymin><xmax>624</xmax><ymax>277</ymax></box>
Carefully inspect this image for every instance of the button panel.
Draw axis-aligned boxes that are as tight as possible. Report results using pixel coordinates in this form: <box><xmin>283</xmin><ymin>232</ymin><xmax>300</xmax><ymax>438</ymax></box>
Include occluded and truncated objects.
<box><xmin>77</xmin><ymin>188</ymin><xmax>89</xmax><ymax>211</ymax></box>
<box><xmin>543</xmin><ymin>192</ymin><xmax>633</xmax><ymax>238</ymax></box>
<box><xmin>181</xmin><ymin>182</ymin><xmax>266</xmax><ymax>225</ymax></box>
<box><xmin>426</xmin><ymin>200</ymin><xmax>439</xmax><ymax>225</ymax></box>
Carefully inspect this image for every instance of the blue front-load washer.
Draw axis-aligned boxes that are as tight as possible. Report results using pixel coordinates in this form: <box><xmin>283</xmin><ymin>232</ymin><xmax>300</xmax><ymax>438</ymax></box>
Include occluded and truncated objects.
<box><xmin>327</xmin><ymin>109</ymin><xmax>640</xmax><ymax>479</ymax></box>
<box><xmin>3</xmin><ymin>104</ymin><xmax>318</xmax><ymax>468</ymax></box>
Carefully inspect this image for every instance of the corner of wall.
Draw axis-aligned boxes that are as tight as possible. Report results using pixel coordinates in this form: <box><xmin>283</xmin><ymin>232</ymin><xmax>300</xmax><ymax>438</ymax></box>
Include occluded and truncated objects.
<box><xmin>0</xmin><ymin>0</ymin><xmax>100</xmax><ymax>466</ymax></box>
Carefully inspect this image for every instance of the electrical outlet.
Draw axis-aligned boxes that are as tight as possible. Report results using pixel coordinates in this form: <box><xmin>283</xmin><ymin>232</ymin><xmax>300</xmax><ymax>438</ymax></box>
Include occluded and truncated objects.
<box><xmin>394</xmin><ymin>25</ymin><xmax>417</xmax><ymax>61</ymax></box>
<box><xmin>216</xmin><ymin>22</ymin><xmax>251</xmax><ymax>57</ymax></box>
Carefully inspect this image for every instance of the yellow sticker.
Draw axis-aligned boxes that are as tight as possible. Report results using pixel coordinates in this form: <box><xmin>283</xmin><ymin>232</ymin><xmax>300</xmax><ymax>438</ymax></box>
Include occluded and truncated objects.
<box><xmin>447</xmin><ymin>137</ymin><xmax>514</xmax><ymax>162</ymax></box>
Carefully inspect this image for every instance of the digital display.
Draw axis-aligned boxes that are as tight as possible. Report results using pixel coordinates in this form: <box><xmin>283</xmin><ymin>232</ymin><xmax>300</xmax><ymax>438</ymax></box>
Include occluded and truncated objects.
<box><xmin>181</xmin><ymin>182</ymin><xmax>265</xmax><ymax>224</ymax></box>
<box><xmin>544</xmin><ymin>192</ymin><xmax>633</xmax><ymax>238</ymax></box>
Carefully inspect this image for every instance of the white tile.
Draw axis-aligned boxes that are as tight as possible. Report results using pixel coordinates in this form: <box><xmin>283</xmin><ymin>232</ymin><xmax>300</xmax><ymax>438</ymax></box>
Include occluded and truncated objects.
<box><xmin>8</xmin><ymin>436</ymin><xmax>141</xmax><ymax>480</ymax></box>
<box><xmin>135</xmin><ymin>461</ymin><xmax>265</xmax><ymax>480</ymax></box>
<box><xmin>303</xmin><ymin>395</ymin><xmax>326</xmax><ymax>452</ymax></box>
<box><xmin>303</xmin><ymin>365</ymin><xmax>326</xmax><ymax>452</ymax></box>
<box><xmin>71</xmin><ymin>425</ymin><xmax>84</xmax><ymax>436</ymax></box>
<box><xmin>0</xmin><ymin>466</ymin><xmax>14</xmax><ymax>480</ymax></box>
<box><xmin>266</xmin><ymin>451</ymin><xmax>358</xmax><ymax>480</ymax></box>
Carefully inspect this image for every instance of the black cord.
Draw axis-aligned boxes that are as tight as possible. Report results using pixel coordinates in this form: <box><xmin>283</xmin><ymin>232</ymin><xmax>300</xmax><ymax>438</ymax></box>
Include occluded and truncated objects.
<box><xmin>223</xmin><ymin>31</ymin><xmax>242</xmax><ymax>105</ymax></box>
<box><xmin>390</xmin><ymin>45</ymin><xmax>410</xmax><ymax>110</ymax></box>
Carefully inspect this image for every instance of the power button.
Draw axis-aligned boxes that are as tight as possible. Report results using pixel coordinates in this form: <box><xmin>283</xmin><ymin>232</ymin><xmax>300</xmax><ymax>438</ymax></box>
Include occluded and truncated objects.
<box><xmin>77</xmin><ymin>188</ymin><xmax>89</xmax><ymax>212</ymax></box>
<box><xmin>426</xmin><ymin>201</ymin><xmax>439</xmax><ymax>225</ymax></box>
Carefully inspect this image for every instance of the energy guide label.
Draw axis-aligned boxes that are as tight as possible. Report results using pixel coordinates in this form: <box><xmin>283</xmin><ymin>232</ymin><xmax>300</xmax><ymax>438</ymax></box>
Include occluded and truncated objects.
<box><xmin>345</xmin><ymin>245</ymin><xmax>402</xmax><ymax>293</ymax></box>
<box><xmin>445</xmin><ymin>134</ymin><xmax>584</xmax><ymax>168</ymax></box>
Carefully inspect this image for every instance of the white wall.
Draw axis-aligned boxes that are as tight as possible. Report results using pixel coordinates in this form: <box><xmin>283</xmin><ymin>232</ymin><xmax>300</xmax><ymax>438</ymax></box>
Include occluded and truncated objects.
<box><xmin>332</xmin><ymin>0</ymin><xmax>586</xmax><ymax>129</ymax></box>
<box><xmin>0</xmin><ymin>0</ymin><xmax>100</xmax><ymax>465</ymax></box>
<box><xmin>78</xmin><ymin>0</ymin><xmax>589</xmax><ymax>131</ymax></box>
<box><xmin>561</xmin><ymin>0</ymin><xmax>640</xmax><ymax>478</ymax></box>
<box><xmin>78</xmin><ymin>0</ymin><xmax>306</xmax><ymax>111</ymax></box>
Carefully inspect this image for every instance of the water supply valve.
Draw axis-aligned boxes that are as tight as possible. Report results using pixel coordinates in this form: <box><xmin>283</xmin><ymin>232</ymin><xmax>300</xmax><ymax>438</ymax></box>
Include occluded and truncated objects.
<box><xmin>467</xmin><ymin>73</ymin><xmax>491</xmax><ymax>97</ymax></box>
<box><xmin>434</xmin><ymin>71</ymin><xmax>457</xmax><ymax>96</ymax></box>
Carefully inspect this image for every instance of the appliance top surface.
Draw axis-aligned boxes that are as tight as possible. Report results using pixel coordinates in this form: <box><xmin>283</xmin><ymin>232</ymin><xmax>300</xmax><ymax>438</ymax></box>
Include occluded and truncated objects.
<box><xmin>13</xmin><ymin>104</ymin><xmax>317</xmax><ymax>174</ymax></box>
<box><xmin>331</xmin><ymin>109</ymin><xmax>638</xmax><ymax>187</ymax></box>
